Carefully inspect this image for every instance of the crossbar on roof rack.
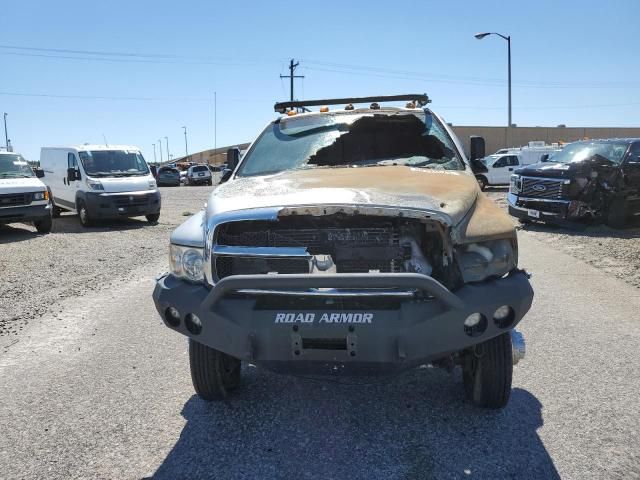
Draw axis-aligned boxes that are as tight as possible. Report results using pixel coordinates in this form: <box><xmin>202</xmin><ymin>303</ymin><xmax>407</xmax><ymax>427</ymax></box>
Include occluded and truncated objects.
<box><xmin>274</xmin><ymin>94</ymin><xmax>430</xmax><ymax>112</ymax></box>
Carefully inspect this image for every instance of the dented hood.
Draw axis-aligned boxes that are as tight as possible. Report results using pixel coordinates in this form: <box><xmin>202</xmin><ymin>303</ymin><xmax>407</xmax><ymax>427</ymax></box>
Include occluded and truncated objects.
<box><xmin>209</xmin><ymin>166</ymin><xmax>479</xmax><ymax>225</ymax></box>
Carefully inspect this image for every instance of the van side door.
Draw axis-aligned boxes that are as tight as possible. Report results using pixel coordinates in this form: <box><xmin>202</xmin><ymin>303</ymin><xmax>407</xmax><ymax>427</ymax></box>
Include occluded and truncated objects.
<box><xmin>622</xmin><ymin>142</ymin><xmax>640</xmax><ymax>215</ymax></box>
<box><xmin>63</xmin><ymin>151</ymin><xmax>81</xmax><ymax>206</ymax></box>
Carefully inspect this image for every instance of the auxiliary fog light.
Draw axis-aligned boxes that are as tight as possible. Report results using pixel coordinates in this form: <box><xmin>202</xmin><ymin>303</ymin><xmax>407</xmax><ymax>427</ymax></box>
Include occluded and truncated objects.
<box><xmin>493</xmin><ymin>305</ymin><xmax>515</xmax><ymax>329</ymax></box>
<box><xmin>463</xmin><ymin>313</ymin><xmax>487</xmax><ymax>337</ymax></box>
<box><xmin>185</xmin><ymin>313</ymin><xmax>202</xmax><ymax>335</ymax></box>
<box><xmin>165</xmin><ymin>307</ymin><xmax>181</xmax><ymax>328</ymax></box>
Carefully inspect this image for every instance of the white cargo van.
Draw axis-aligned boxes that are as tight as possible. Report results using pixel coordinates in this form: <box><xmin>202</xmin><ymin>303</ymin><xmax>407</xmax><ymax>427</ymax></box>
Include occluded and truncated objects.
<box><xmin>475</xmin><ymin>145</ymin><xmax>562</xmax><ymax>190</ymax></box>
<box><xmin>40</xmin><ymin>145</ymin><xmax>161</xmax><ymax>227</ymax></box>
<box><xmin>0</xmin><ymin>151</ymin><xmax>53</xmax><ymax>233</ymax></box>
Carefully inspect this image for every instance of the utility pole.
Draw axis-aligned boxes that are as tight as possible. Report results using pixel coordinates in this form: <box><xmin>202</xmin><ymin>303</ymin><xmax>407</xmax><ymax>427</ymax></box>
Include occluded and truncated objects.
<box><xmin>280</xmin><ymin>59</ymin><xmax>304</xmax><ymax>102</ymax></box>
<box><xmin>164</xmin><ymin>136</ymin><xmax>169</xmax><ymax>162</ymax></box>
<box><xmin>158</xmin><ymin>139</ymin><xmax>163</xmax><ymax>163</ymax></box>
<box><xmin>182</xmin><ymin>126</ymin><xmax>188</xmax><ymax>156</ymax></box>
<box><xmin>3</xmin><ymin>113</ymin><xmax>8</xmax><ymax>150</ymax></box>
<box><xmin>214</xmin><ymin>91</ymin><xmax>217</xmax><ymax>153</ymax></box>
<box><xmin>152</xmin><ymin>143</ymin><xmax>157</xmax><ymax>164</ymax></box>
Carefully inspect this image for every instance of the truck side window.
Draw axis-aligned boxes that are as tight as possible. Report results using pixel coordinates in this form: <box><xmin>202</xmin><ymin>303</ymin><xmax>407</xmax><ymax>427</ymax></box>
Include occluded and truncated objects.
<box><xmin>507</xmin><ymin>155</ymin><xmax>519</xmax><ymax>166</ymax></box>
<box><xmin>493</xmin><ymin>157</ymin><xmax>507</xmax><ymax>168</ymax></box>
<box><xmin>68</xmin><ymin>153</ymin><xmax>78</xmax><ymax>169</ymax></box>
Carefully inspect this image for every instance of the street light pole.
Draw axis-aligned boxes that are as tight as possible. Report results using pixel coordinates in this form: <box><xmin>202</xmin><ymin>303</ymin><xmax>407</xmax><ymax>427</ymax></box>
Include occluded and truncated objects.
<box><xmin>158</xmin><ymin>139</ymin><xmax>163</xmax><ymax>163</ymax></box>
<box><xmin>164</xmin><ymin>136</ymin><xmax>169</xmax><ymax>162</ymax></box>
<box><xmin>475</xmin><ymin>32</ymin><xmax>512</xmax><ymax>127</ymax></box>
<box><xmin>3</xmin><ymin>113</ymin><xmax>8</xmax><ymax>150</ymax></box>
<box><xmin>182</xmin><ymin>126</ymin><xmax>188</xmax><ymax>156</ymax></box>
<box><xmin>152</xmin><ymin>143</ymin><xmax>157</xmax><ymax>164</ymax></box>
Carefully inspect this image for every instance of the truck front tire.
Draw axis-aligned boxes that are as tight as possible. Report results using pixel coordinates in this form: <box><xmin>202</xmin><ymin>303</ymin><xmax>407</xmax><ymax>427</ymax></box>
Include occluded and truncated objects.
<box><xmin>34</xmin><ymin>215</ymin><xmax>52</xmax><ymax>234</ymax></box>
<box><xmin>146</xmin><ymin>213</ymin><xmax>160</xmax><ymax>223</ymax></box>
<box><xmin>463</xmin><ymin>332</ymin><xmax>513</xmax><ymax>409</ymax></box>
<box><xmin>606</xmin><ymin>197</ymin><xmax>628</xmax><ymax>229</ymax></box>
<box><xmin>476</xmin><ymin>175</ymin><xmax>488</xmax><ymax>191</ymax></box>
<box><xmin>189</xmin><ymin>339</ymin><xmax>241</xmax><ymax>401</ymax></box>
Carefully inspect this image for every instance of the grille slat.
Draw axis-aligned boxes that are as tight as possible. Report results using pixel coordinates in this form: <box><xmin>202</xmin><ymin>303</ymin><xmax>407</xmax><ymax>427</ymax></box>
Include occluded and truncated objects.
<box><xmin>0</xmin><ymin>193</ymin><xmax>32</xmax><ymax>207</ymax></box>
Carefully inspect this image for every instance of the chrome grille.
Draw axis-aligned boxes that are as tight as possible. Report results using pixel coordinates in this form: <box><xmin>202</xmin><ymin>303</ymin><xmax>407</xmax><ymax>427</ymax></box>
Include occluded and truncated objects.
<box><xmin>0</xmin><ymin>193</ymin><xmax>32</xmax><ymax>207</ymax></box>
<box><xmin>521</xmin><ymin>177</ymin><xmax>565</xmax><ymax>199</ymax></box>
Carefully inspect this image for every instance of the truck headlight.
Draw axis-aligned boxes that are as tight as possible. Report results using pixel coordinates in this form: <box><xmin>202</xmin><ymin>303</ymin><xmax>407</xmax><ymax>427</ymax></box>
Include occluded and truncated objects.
<box><xmin>169</xmin><ymin>244</ymin><xmax>204</xmax><ymax>282</ymax></box>
<box><xmin>148</xmin><ymin>179</ymin><xmax>157</xmax><ymax>189</ymax></box>
<box><xmin>456</xmin><ymin>238</ymin><xmax>517</xmax><ymax>283</ymax></box>
<box><xmin>86</xmin><ymin>179</ymin><xmax>104</xmax><ymax>191</ymax></box>
<box><xmin>33</xmin><ymin>191</ymin><xmax>49</xmax><ymax>201</ymax></box>
<box><xmin>510</xmin><ymin>175</ymin><xmax>521</xmax><ymax>193</ymax></box>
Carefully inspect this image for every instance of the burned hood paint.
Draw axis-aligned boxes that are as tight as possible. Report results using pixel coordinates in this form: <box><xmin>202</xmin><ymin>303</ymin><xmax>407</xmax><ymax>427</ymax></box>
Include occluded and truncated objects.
<box><xmin>208</xmin><ymin>166</ymin><xmax>479</xmax><ymax>226</ymax></box>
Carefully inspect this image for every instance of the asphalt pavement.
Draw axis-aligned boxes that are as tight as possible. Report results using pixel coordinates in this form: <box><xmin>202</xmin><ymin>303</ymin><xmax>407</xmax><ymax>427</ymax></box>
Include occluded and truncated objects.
<box><xmin>1</xmin><ymin>191</ymin><xmax>639</xmax><ymax>479</ymax></box>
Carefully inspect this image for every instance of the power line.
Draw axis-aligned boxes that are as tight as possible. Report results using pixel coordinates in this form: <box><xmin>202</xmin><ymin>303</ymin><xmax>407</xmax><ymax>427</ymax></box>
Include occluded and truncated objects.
<box><xmin>0</xmin><ymin>91</ymin><xmax>209</xmax><ymax>101</ymax></box>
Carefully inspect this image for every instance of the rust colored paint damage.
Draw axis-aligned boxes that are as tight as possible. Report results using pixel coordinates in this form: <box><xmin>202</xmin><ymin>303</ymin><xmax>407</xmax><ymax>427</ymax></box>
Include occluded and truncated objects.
<box><xmin>453</xmin><ymin>193</ymin><xmax>516</xmax><ymax>244</ymax></box>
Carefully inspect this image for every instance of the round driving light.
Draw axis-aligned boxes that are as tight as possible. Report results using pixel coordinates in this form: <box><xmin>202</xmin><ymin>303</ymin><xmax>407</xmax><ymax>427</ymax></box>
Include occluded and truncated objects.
<box><xmin>463</xmin><ymin>313</ymin><xmax>487</xmax><ymax>337</ymax></box>
<box><xmin>182</xmin><ymin>249</ymin><xmax>204</xmax><ymax>281</ymax></box>
<box><xmin>185</xmin><ymin>313</ymin><xmax>202</xmax><ymax>335</ymax></box>
<box><xmin>169</xmin><ymin>246</ymin><xmax>183</xmax><ymax>276</ymax></box>
<box><xmin>165</xmin><ymin>307</ymin><xmax>181</xmax><ymax>328</ymax></box>
<box><xmin>493</xmin><ymin>305</ymin><xmax>515</xmax><ymax>329</ymax></box>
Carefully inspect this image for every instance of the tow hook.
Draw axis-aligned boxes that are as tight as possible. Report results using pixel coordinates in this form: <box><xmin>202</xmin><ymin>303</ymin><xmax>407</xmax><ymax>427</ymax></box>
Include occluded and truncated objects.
<box><xmin>511</xmin><ymin>330</ymin><xmax>526</xmax><ymax>365</ymax></box>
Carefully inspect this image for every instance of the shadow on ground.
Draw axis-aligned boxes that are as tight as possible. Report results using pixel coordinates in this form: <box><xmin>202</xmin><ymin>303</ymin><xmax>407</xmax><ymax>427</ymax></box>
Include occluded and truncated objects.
<box><xmin>149</xmin><ymin>368</ymin><xmax>559</xmax><ymax>480</ymax></box>
<box><xmin>519</xmin><ymin>216</ymin><xmax>640</xmax><ymax>239</ymax></box>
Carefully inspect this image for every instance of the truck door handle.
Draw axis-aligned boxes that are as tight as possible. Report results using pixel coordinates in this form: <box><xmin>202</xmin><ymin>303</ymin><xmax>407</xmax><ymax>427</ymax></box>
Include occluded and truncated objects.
<box><xmin>509</xmin><ymin>168</ymin><xmax>514</xmax><ymax>171</ymax></box>
<box><xmin>63</xmin><ymin>178</ymin><xmax>67</xmax><ymax>185</ymax></box>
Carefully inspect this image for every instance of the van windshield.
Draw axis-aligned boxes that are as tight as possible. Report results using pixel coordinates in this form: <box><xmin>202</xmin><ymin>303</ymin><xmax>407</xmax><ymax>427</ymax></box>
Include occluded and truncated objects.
<box><xmin>0</xmin><ymin>154</ymin><xmax>35</xmax><ymax>177</ymax></box>
<box><xmin>78</xmin><ymin>150</ymin><xmax>150</xmax><ymax>177</ymax></box>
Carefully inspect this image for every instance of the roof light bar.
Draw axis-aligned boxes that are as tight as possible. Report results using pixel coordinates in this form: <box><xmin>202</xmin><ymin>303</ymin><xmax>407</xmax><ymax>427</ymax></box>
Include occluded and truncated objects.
<box><xmin>274</xmin><ymin>94</ymin><xmax>430</xmax><ymax>113</ymax></box>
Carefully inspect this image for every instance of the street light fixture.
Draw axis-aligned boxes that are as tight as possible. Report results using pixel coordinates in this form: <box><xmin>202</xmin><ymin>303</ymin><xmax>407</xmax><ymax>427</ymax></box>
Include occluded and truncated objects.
<box><xmin>182</xmin><ymin>126</ymin><xmax>188</xmax><ymax>156</ymax></box>
<box><xmin>475</xmin><ymin>32</ymin><xmax>512</xmax><ymax>127</ymax></box>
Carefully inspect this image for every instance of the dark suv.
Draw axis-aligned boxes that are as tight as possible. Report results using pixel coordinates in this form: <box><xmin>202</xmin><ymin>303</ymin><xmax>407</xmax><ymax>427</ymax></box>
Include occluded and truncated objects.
<box><xmin>508</xmin><ymin>139</ymin><xmax>640</xmax><ymax>227</ymax></box>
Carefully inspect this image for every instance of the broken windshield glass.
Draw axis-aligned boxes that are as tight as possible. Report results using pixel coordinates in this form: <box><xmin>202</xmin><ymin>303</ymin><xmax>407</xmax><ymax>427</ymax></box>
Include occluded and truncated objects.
<box><xmin>236</xmin><ymin>111</ymin><xmax>464</xmax><ymax>177</ymax></box>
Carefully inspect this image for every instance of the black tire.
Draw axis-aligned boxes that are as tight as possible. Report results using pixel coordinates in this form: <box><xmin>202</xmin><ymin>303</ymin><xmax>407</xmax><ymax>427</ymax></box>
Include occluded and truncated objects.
<box><xmin>52</xmin><ymin>205</ymin><xmax>62</xmax><ymax>218</ymax></box>
<box><xmin>34</xmin><ymin>214</ymin><xmax>52</xmax><ymax>234</ymax></box>
<box><xmin>463</xmin><ymin>332</ymin><xmax>513</xmax><ymax>409</ymax></box>
<box><xmin>476</xmin><ymin>175</ymin><xmax>488</xmax><ymax>191</ymax></box>
<box><xmin>207</xmin><ymin>179</ymin><xmax>212</xmax><ymax>186</ymax></box>
<box><xmin>78</xmin><ymin>200</ymin><xmax>93</xmax><ymax>227</ymax></box>
<box><xmin>146</xmin><ymin>213</ymin><xmax>160</xmax><ymax>223</ymax></box>
<box><xmin>606</xmin><ymin>196</ymin><xmax>628</xmax><ymax>229</ymax></box>
<box><xmin>189</xmin><ymin>339</ymin><xmax>241</xmax><ymax>401</ymax></box>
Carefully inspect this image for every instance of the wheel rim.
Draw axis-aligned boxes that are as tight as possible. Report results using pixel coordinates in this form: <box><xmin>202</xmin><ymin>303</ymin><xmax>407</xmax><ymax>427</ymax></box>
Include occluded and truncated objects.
<box><xmin>80</xmin><ymin>206</ymin><xmax>88</xmax><ymax>224</ymax></box>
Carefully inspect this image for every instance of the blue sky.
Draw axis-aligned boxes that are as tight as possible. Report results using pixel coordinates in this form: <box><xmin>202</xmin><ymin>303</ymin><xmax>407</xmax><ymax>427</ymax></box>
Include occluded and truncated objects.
<box><xmin>2</xmin><ymin>0</ymin><xmax>639</xmax><ymax>161</ymax></box>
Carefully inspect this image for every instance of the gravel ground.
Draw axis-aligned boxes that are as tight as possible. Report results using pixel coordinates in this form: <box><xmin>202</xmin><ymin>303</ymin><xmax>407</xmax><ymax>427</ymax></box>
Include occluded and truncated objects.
<box><xmin>485</xmin><ymin>188</ymin><xmax>640</xmax><ymax>288</ymax></box>
<box><xmin>0</xmin><ymin>186</ymin><xmax>211</xmax><ymax>338</ymax></box>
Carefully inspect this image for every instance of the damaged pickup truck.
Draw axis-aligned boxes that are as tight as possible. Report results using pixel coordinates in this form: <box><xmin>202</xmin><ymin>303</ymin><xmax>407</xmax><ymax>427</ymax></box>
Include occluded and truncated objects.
<box><xmin>508</xmin><ymin>139</ymin><xmax>640</xmax><ymax>227</ymax></box>
<box><xmin>152</xmin><ymin>94</ymin><xmax>534</xmax><ymax>409</ymax></box>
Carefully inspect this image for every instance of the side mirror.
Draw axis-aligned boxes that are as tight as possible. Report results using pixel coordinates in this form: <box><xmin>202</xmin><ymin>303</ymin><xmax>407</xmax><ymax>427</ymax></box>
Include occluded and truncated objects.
<box><xmin>226</xmin><ymin>147</ymin><xmax>241</xmax><ymax>170</ymax></box>
<box><xmin>67</xmin><ymin>167</ymin><xmax>79</xmax><ymax>182</ymax></box>
<box><xmin>469</xmin><ymin>136</ymin><xmax>485</xmax><ymax>161</ymax></box>
<box><xmin>35</xmin><ymin>168</ymin><xmax>45</xmax><ymax>178</ymax></box>
<box><xmin>540</xmin><ymin>154</ymin><xmax>549</xmax><ymax>163</ymax></box>
<box><xmin>220</xmin><ymin>168</ymin><xmax>233</xmax><ymax>184</ymax></box>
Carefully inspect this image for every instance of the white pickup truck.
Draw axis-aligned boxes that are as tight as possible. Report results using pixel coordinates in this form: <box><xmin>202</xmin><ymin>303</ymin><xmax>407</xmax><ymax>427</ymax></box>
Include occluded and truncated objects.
<box><xmin>475</xmin><ymin>144</ymin><xmax>561</xmax><ymax>190</ymax></box>
<box><xmin>0</xmin><ymin>151</ymin><xmax>52</xmax><ymax>233</ymax></box>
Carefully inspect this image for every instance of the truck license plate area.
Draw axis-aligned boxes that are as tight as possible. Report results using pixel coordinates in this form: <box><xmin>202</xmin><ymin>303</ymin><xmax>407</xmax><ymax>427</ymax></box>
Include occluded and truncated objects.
<box><xmin>292</xmin><ymin>333</ymin><xmax>357</xmax><ymax>356</ymax></box>
<box><xmin>302</xmin><ymin>338</ymin><xmax>347</xmax><ymax>350</ymax></box>
<box><xmin>527</xmin><ymin>209</ymin><xmax>540</xmax><ymax>218</ymax></box>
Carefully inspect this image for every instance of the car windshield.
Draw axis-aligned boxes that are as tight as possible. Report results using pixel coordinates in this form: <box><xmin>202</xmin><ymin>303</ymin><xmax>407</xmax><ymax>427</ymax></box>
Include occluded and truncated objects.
<box><xmin>0</xmin><ymin>154</ymin><xmax>35</xmax><ymax>177</ymax></box>
<box><xmin>236</xmin><ymin>110</ymin><xmax>464</xmax><ymax>177</ymax></box>
<box><xmin>551</xmin><ymin>141</ymin><xmax>629</xmax><ymax>165</ymax></box>
<box><xmin>78</xmin><ymin>150</ymin><xmax>150</xmax><ymax>177</ymax></box>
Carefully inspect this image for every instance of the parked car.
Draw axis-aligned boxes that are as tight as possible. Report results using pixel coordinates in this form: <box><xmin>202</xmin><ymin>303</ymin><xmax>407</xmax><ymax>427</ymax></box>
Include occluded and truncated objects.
<box><xmin>508</xmin><ymin>138</ymin><xmax>640</xmax><ymax>227</ymax></box>
<box><xmin>156</xmin><ymin>167</ymin><xmax>181</xmax><ymax>187</ymax></box>
<box><xmin>40</xmin><ymin>145</ymin><xmax>161</xmax><ymax>227</ymax></box>
<box><xmin>475</xmin><ymin>145</ymin><xmax>562</xmax><ymax>190</ymax></box>
<box><xmin>0</xmin><ymin>151</ymin><xmax>52</xmax><ymax>233</ymax></box>
<box><xmin>179</xmin><ymin>170</ymin><xmax>187</xmax><ymax>184</ymax></box>
<box><xmin>152</xmin><ymin>94</ymin><xmax>533</xmax><ymax>409</ymax></box>
<box><xmin>185</xmin><ymin>164</ymin><xmax>212</xmax><ymax>186</ymax></box>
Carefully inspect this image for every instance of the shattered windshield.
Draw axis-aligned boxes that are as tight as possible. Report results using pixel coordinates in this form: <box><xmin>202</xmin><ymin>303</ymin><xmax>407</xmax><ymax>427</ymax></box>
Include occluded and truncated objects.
<box><xmin>551</xmin><ymin>141</ymin><xmax>628</xmax><ymax>165</ymax></box>
<box><xmin>236</xmin><ymin>110</ymin><xmax>464</xmax><ymax>177</ymax></box>
<box><xmin>0</xmin><ymin>154</ymin><xmax>35</xmax><ymax>177</ymax></box>
<box><xmin>78</xmin><ymin>150</ymin><xmax>150</xmax><ymax>177</ymax></box>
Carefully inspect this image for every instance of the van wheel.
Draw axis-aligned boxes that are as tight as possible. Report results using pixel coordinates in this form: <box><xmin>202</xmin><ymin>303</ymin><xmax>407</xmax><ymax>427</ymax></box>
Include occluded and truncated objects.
<box><xmin>189</xmin><ymin>339</ymin><xmax>241</xmax><ymax>401</ymax></box>
<box><xmin>34</xmin><ymin>214</ymin><xmax>52</xmax><ymax>234</ymax></box>
<box><xmin>146</xmin><ymin>213</ymin><xmax>160</xmax><ymax>223</ymax></box>
<box><xmin>476</xmin><ymin>175</ymin><xmax>488</xmax><ymax>191</ymax></box>
<box><xmin>52</xmin><ymin>205</ymin><xmax>62</xmax><ymax>218</ymax></box>
<box><xmin>606</xmin><ymin>197</ymin><xmax>628</xmax><ymax>229</ymax></box>
<box><xmin>207</xmin><ymin>179</ymin><xmax>212</xmax><ymax>186</ymax></box>
<box><xmin>78</xmin><ymin>201</ymin><xmax>93</xmax><ymax>227</ymax></box>
<box><xmin>462</xmin><ymin>332</ymin><xmax>513</xmax><ymax>409</ymax></box>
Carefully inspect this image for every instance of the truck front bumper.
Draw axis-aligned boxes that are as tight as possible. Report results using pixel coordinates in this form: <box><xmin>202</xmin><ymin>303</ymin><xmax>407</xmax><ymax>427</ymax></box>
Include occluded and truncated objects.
<box><xmin>0</xmin><ymin>203</ymin><xmax>51</xmax><ymax>224</ymax></box>
<box><xmin>84</xmin><ymin>190</ymin><xmax>161</xmax><ymax>219</ymax></box>
<box><xmin>507</xmin><ymin>193</ymin><xmax>570</xmax><ymax>222</ymax></box>
<box><xmin>152</xmin><ymin>271</ymin><xmax>534</xmax><ymax>375</ymax></box>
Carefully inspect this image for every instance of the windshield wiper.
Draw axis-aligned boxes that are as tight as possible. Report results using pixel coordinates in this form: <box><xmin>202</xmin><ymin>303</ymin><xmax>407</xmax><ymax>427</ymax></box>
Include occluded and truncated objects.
<box><xmin>0</xmin><ymin>173</ymin><xmax>32</xmax><ymax>177</ymax></box>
